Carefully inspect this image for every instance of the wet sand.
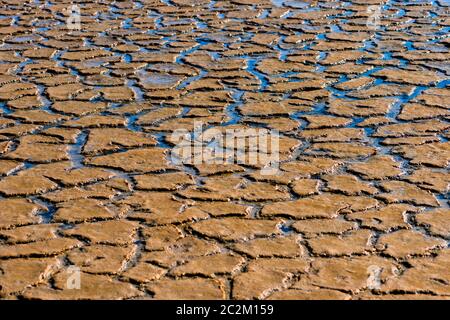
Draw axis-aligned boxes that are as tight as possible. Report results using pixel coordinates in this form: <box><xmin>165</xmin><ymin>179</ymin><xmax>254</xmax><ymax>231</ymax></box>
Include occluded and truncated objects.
<box><xmin>0</xmin><ymin>0</ymin><xmax>449</xmax><ymax>299</ymax></box>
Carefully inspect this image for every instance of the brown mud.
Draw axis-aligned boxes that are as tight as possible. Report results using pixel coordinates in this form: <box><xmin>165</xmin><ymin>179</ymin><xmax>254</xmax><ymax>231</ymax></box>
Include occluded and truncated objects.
<box><xmin>0</xmin><ymin>0</ymin><xmax>449</xmax><ymax>300</ymax></box>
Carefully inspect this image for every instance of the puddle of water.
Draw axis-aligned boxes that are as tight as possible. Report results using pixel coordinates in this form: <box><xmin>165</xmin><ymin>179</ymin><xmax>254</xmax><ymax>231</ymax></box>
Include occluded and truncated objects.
<box><xmin>395</xmin><ymin>8</ymin><xmax>406</xmax><ymax>17</ymax></box>
<box><xmin>271</xmin><ymin>0</ymin><xmax>285</xmax><ymax>7</ymax></box>
<box><xmin>315</xmin><ymin>64</ymin><xmax>326</xmax><ymax>73</ymax></box>
<box><xmin>436</xmin><ymin>79</ymin><xmax>450</xmax><ymax>88</ymax></box>
<box><xmin>123</xmin><ymin>54</ymin><xmax>132</xmax><ymax>63</ymax></box>
<box><xmin>317</xmin><ymin>51</ymin><xmax>327</xmax><ymax>61</ymax></box>
<box><xmin>404</xmin><ymin>41</ymin><xmax>416</xmax><ymax>51</ymax></box>
<box><xmin>175</xmin><ymin>41</ymin><xmax>203</xmax><ymax>64</ymax></box>
<box><xmin>408</xmin><ymin>86</ymin><xmax>428</xmax><ymax>101</ymax></box>
<box><xmin>35</xmin><ymin>27</ymin><xmax>50</xmax><ymax>32</ymax></box>
<box><xmin>276</xmin><ymin>36</ymin><xmax>293</xmax><ymax>61</ymax></box>
<box><xmin>125</xmin><ymin>113</ymin><xmax>145</xmax><ymax>133</ymax></box>
<box><xmin>127</xmin><ymin>79</ymin><xmax>145</xmax><ymax>101</ymax></box>
<box><xmin>196</xmin><ymin>20</ymin><xmax>208</xmax><ymax>29</ymax></box>
<box><xmin>69</xmin><ymin>131</ymin><xmax>88</xmax><ymax>169</ymax></box>
<box><xmin>349</xmin><ymin>117</ymin><xmax>366</xmax><ymax>128</ymax></box>
<box><xmin>284</xmin><ymin>1</ymin><xmax>309</xmax><ymax>8</ymax></box>
<box><xmin>9</xmin><ymin>35</ymin><xmax>38</xmax><ymax>43</ymax></box>
<box><xmin>245</xmin><ymin>58</ymin><xmax>269</xmax><ymax>91</ymax></box>
<box><xmin>279</xmin><ymin>222</ymin><xmax>294</xmax><ymax>234</ymax></box>
<box><xmin>176</xmin><ymin>66</ymin><xmax>207</xmax><ymax>90</ymax></box>
<box><xmin>258</xmin><ymin>9</ymin><xmax>270</xmax><ymax>19</ymax></box>
<box><xmin>316</xmin><ymin>33</ymin><xmax>326</xmax><ymax>41</ymax></box>
<box><xmin>36</xmin><ymin>85</ymin><xmax>53</xmax><ymax>112</ymax></box>
<box><xmin>327</xmin><ymin>86</ymin><xmax>355</xmax><ymax>99</ymax></box>
<box><xmin>383</xmin><ymin>52</ymin><xmax>393</xmax><ymax>60</ymax></box>
<box><xmin>330</xmin><ymin>24</ymin><xmax>342</xmax><ymax>33</ymax></box>
<box><xmin>122</xmin><ymin>18</ymin><xmax>133</xmax><ymax>29</ymax></box>
<box><xmin>153</xmin><ymin>132</ymin><xmax>173</xmax><ymax>149</ymax></box>
<box><xmin>384</xmin><ymin>85</ymin><xmax>427</xmax><ymax>120</ymax></box>
<box><xmin>32</xmin><ymin>197</ymin><xmax>57</xmax><ymax>224</ymax></box>
<box><xmin>137</xmin><ymin>71</ymin><xmax>183</xmax><ymax>87</ymax></box>
<box><xmin>222</xmin><ymin>90</ymin><xmax>244</xmax><ymax>126</ymax></box>
<box><xmin>0</xmin><ymin>102</ymin><xmax>13</xmax><ymax>115</ymax></box>
<box><xmin>160</xmin><ymin>0</ymin><xmax>174</xmax><ymax>6</ymax></box>
<box><xmin>10</xmin><ymin>16</ymin><xmax>18</xmax><ymax>25</ymax></box>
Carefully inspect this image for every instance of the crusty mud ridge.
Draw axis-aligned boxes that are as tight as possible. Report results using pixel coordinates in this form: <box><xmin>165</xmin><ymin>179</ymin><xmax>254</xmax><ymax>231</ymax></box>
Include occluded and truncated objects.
<box><xmin>0</xmin><ymin>0</ymin><xmax>449</xmax><ymax>300</ymax></box>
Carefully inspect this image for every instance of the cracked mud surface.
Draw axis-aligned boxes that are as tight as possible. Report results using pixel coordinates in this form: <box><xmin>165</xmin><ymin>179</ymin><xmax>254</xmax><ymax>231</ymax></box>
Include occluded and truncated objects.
<box><xmin>0</xmin><ymin>0</ymin><xmax>449</xmax><ymax>300</ymax></box>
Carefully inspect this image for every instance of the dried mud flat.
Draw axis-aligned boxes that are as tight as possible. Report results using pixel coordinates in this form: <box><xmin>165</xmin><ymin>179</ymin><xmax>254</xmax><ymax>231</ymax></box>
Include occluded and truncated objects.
<box><xmin>0</xmin><ymin>0</ymin><xmax>449</xmax><ymax>300</ymax></box>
